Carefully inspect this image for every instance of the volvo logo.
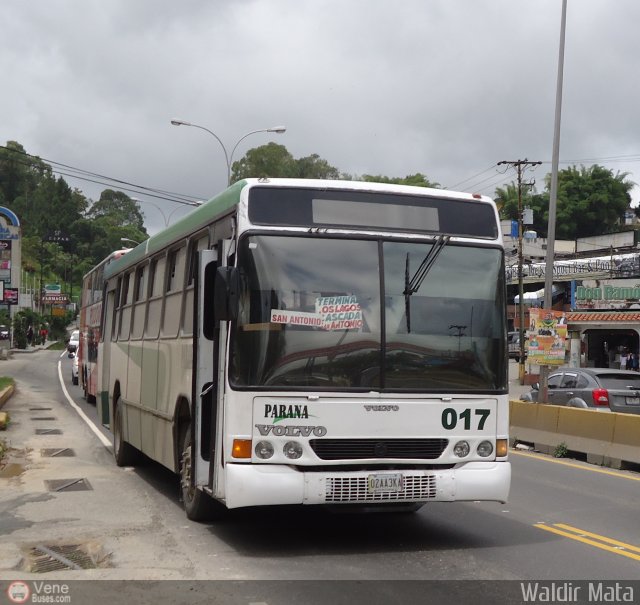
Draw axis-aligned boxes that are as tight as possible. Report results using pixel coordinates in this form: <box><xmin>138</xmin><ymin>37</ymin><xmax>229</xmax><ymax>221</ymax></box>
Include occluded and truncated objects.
<box><xmin>255</xmin><ymin>424</ymin><xmax>327</xmax><ymax>437</ymax></box>
<box><xmin>364</xmin><ymin>405</ymin><xmax>399</xmax><ymax>412</ymax></box>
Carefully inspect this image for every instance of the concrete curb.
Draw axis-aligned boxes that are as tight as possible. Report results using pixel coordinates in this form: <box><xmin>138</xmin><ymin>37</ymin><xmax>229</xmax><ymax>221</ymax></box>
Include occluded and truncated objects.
<box><xmin>510</xmin><ymin>399</ymin><xmax>640</xmax><ymax>469</ymax></box>
<box><xmin>0</xmin><ymin>384</ymin><xmax>14</xmax><ymax>412</ymax></box>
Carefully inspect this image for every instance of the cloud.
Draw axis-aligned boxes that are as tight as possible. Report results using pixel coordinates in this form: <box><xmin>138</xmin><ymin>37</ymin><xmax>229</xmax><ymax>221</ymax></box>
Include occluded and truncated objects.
<box><xmin>1</xmin><ymin>0</ymin><xmax>639</xmax><ymax>234</ymax></box>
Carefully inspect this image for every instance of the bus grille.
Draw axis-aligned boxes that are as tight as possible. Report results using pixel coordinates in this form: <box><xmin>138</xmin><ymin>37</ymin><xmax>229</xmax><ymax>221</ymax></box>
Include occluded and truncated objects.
<box><xmin>309</xmin><ymin>438</ymin><xmax>448</xmax><ymax>460</ymax></box>
<box><xmin>325</xmin><ymin>475</ymin><xmax>437</xmax><ymax>503</ymax></box>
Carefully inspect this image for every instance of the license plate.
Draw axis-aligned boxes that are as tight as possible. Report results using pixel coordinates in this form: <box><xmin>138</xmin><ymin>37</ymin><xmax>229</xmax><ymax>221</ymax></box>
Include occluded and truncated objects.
<box><xmin>368</xmin><ymin>473</ymin><xmax>403</xmax><ymax>493</ymax></box>
<box><xmin>626</xmin><ymin>397</ymin><xmax>640</xmax><ymax>405</ymax></box>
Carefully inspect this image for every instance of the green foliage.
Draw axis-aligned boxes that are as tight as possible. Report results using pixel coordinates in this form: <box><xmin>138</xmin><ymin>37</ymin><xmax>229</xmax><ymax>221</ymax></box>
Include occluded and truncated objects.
<box><xmin>88</xmin><ymin>189</ymin><xmax>146</xmax><ymax>231</ymax></box>
<box><xmin>553</xmin><ymin>442</ymin><xmax>569</xmax><ymax>458</ymax></box>
<box><xmin>231</xmin><ymin>143</ymin><xmax>298</xmax><ymax>182</ymax></box>
<box><xmin>12</xmin><ymin>313</ymin><xmax>27</xmax><ymax>349</ymax></box>
<box><xmin>295</xmin><ymin>154</ymin><xmax>341</xmax><ymax>179</ymax></box>
<box><xmin>48</xmin><ymin>314</ymin><xmax>73</xmax><ymax>341</ymax></box>
<box><xmin>0</xmin><ymin>142</ymin><xmax>153</xmax><ymax>306</ymax></box>
<box><xmin>361</xmin><ymin>173</ymin><xmax>440</xmax><ymax>188</ymax></box>
<box><xmin>496</xmin><ymin>165</ymin><xmax>634</xmax><ymax>239</ymax></box>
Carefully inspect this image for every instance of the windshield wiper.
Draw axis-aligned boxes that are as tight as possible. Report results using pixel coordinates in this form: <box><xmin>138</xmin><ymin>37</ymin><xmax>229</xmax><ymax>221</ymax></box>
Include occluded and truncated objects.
<box><xmin>403</xmin><ymin>235</ymin><xmax>450</xmax><ymax>332</ymax></box>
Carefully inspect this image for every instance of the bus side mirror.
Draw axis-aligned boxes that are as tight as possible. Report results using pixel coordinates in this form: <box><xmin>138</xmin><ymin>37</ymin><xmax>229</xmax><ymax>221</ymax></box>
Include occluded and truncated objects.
<box><xmin>213</xmin><ymin>267</ymin><xmax>240</xmax><ymax>322</ymax></box>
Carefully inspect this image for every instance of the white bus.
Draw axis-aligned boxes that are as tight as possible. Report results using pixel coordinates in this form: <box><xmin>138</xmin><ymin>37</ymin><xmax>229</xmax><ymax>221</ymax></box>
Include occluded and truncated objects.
<box><xmin>79</xmin><ymin>249</ymin><xmax>129</xmax><ymax>407</ymax></box>
<box><xmin>100</xmin><ymin>178</ymin><xmax>511</xmax><ymax>520</ymax></box>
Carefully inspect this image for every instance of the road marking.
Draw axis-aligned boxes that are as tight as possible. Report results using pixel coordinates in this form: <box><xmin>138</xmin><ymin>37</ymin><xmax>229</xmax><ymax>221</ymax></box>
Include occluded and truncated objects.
<box><xmin>535</xmin><ymin>523</ymin><xmax>640</xmax><ymax>562</ymax></box>
<box><xmin>511</xmin><ymin>449</ymin><xmax>640</xmax><ymax>482</ymax></box>
<box><xmin>57</xmin><ymin>359</ymin><xmax>112</xmax><ymax>447</ymax></box>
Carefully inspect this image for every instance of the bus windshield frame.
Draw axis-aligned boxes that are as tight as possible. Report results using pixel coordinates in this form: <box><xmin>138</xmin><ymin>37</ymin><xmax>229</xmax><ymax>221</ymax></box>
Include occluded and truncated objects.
<box><xmin>229</xmin><ymin>233</ymin><xmax>507</xmax><ymax>393</ymax></box>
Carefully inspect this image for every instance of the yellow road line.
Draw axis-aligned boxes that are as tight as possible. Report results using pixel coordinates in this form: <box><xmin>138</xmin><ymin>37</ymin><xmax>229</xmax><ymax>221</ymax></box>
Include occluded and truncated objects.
<box><xmin>511</xmin><ymin>449</ymin><xmax>640</xmax><ymax>481</ymax></box>
<box><xmin>553</xmin><ymin>523</ymin><xmax>640</xmax><ymax>554</ymax></box>
<box><xmin>535</xmin><ymin>523</ymin><xmax>640</xmax><ymax>562</ymax></box>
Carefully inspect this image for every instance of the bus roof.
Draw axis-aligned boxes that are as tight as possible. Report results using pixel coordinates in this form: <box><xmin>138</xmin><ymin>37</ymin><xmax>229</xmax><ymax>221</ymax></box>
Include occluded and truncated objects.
<box><xmin>83</xmin><ymin>248</ymin><xmax>132</xmax><ymax>282</ymax></box>
<box><xmin>104</xmin><ymin>178</ymin><xmax>497</xmax><ymax>280</ymax></box>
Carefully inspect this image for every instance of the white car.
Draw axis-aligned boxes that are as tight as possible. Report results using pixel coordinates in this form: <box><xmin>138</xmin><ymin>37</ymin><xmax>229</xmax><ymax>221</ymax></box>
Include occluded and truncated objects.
<box><xmin>71</xmin><ymin>352</ymin><xmax>79</xmax><ymax>385</ymax></box>
<box><xmin>67</xmin><ymin>329</ymin><xmax>80</xmax><ymax>355</ymax></box>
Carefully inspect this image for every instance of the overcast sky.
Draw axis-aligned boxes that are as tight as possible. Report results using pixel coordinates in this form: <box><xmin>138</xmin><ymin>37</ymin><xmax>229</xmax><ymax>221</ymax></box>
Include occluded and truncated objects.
<box><xmin>2</xmin><ymin>0</ymin><xmax>639</xmax><ymax>234</ymax></box>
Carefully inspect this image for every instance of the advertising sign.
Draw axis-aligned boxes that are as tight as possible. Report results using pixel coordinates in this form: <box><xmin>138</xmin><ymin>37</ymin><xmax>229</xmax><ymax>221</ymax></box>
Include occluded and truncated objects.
<box><xmin>527</xmin><ymin>308</ymin><xmax>567</xmax><ymax>365</ymax></box>
<box><xmin>574</xmin><ymin>278</ymin><xmax>640</xmax><ymax>310</ymax></box>
<box><xmin>4</xmin><ymin>287</ymin><xmax>18</xmax><ymax>304</ymax></box>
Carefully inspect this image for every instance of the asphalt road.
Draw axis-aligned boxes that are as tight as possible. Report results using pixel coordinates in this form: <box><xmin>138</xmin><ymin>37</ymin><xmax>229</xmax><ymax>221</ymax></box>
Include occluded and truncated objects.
<box><xmin>0</xmin><ymin>352</ymin><xmax>639</xmax><ymax>602</ymax></box>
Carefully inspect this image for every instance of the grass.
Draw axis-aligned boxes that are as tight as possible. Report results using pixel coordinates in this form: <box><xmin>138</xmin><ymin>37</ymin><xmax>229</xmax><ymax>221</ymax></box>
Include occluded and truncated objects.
<box><xmin>0</xmin><ymin>377</ymin><xmax>14</xmax><ymax>391</ymax></box>
<box><xmin>46</xmin><ymin>341</ymin><xmax>67</xmax><ymax>351</ymax></box>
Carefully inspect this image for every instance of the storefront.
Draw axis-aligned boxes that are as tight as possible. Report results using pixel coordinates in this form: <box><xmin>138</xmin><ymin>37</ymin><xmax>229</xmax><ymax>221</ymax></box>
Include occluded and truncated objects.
<box><xmin>565</xmin><ymin>311</ymin><xmax>640</xmax><ymax>369</ymax></box>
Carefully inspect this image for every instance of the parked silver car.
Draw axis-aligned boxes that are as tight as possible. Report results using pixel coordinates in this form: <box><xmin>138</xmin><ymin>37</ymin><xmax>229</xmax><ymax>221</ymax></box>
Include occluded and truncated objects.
<box><xmin>521</xmin><ymin>367</ymin><xmax>640</xmax><ymax>414</ymax></box>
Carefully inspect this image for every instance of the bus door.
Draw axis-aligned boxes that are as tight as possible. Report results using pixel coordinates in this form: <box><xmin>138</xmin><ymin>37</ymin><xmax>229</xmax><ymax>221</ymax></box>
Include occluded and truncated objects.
<box><xmin>98</xmin><ymin>284</ymin><xmax>117</xmax><ymax>428</ymax></box>
<box><xmin>192</xmin><ymin>247</ymin><xmax>225</xmax><ymax>497</ymax></box>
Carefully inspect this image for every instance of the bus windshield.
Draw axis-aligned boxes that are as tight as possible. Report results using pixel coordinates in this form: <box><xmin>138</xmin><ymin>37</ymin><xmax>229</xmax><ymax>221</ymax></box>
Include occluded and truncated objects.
<box><xmin>230</xmin><ymin>235</ymin><xmax>506</xmax><ymax>391</ymax></box>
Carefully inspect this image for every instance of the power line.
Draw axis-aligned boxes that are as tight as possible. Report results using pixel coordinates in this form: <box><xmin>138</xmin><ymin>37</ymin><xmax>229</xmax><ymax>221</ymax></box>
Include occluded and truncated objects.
<box><xmin>497</xmin><ymin>159</ymin><xmax>542</xmax><ymax>382</ymax></box>
<box><xmin>0</xmin><ymin>144</ymin><xmax>207</xmax><ymax>206</ymax></box>
<box><xmin>446</xmin><ymin>164</ymin><xmax>498</xmax><ymax>190</ymax></box>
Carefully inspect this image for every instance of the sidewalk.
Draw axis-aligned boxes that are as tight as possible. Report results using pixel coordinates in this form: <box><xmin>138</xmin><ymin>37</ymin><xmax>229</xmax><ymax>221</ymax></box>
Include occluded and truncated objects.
<box><xmin>508</xmin><ymin>360</ymin><xmax>532</xmax><ymax>401</ymax></box>
<box><xmin>1</xmin><ymin>341</ymin><xmax>53</xmax><ymax>356</ymax></box>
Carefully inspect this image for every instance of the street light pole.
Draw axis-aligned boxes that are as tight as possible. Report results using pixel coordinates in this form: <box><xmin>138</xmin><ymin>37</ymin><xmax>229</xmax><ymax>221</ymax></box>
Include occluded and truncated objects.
<box><xmin>132</xmin><ymin>197</ymin><xmax>201</xmax><ymax>229</ymax></box>
<box><xmin>170</xmin><ymin>119</ymin><xmax>286</xmax><ymax>186</ymax></box>
<box><xmin>539</xmin><ymin>0</ymin><xmax>568</xmax><ymax>403</ymax></box>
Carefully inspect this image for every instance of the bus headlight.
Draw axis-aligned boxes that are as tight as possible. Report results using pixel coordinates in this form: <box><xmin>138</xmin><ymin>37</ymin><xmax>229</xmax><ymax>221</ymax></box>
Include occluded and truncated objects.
<box><xmin>477</xmin><ymin>440</ymin><xmax>494</xmax><ymax>457</ymax></box>
<box><xmin>453</xmin><ymin>441</ymin><xmax>470</xmax><ymax>457</ymax></box>
<box><xmin>283</xmin><ymin>441</ymin><xmax>303</xmax><ymax>459</ymax></box>
<box><xmin>255</xmin><ymin>441</ymin><xmax>274</xmax><ymax>459</ymax></box>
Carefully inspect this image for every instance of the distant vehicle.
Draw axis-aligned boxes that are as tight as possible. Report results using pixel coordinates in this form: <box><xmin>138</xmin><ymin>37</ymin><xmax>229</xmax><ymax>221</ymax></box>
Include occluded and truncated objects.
<box><xmin>0</xmin><ymin>325</ymin><xmax>9</xmax><ymax>340</ymax></box>
<box><xmin>67</xmin><ymin>329</ymin><xmax>80</xmax><ymax>354</ymax></box>
<box><xmin>71</xmin><ymin>352</ymin><xmax>79</xmax><ymax>385</ymax></box>
<box><xmin>78</xmin><ymin>249</ymin><xmax>129</xmax><ymax>403</ymax></box>
<box><xmin>521</xmin><ymin>367</ymin><xmax>640</xmax><ymax>414</ymax></box>
<box><xmin>508</xmin><ymin>331</ymin><xmax>526</xmax><ymax>362</ymax></box>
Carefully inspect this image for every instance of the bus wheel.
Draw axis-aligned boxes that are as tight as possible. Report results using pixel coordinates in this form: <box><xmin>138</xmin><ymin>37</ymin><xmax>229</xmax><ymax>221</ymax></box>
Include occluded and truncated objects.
<box><xmin>113</xmin><ymin>398</ymin><xmax>140</xmax><ymax>467</ymax></box>
<box><xmin>180</xmin><ymin>425</ymin><xmax>222</xmax><ymax>522</ymax></box>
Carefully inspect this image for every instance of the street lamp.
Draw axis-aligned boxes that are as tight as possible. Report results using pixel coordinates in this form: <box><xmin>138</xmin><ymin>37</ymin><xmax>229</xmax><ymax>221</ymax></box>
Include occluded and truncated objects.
<box><xmin>170</xmin><ymin>119</ymin><xmax>286</xmax><ymax>186</ymax></box>
<box><xmin>121</xmin><ymin>237</ymin><xmax>141</xmax><ymax>247</ymax></box>
<box><xmin>132</xmin><ymin>197</ymin><xmax>202</xmax><ymax>229</ymax></box>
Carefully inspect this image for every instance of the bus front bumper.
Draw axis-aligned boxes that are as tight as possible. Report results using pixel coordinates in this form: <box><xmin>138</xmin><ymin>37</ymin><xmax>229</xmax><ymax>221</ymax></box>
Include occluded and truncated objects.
<box><xmin>223</xmin><ymin>461</ymin><xmax>511</xmax><ymax>509</ymax></box>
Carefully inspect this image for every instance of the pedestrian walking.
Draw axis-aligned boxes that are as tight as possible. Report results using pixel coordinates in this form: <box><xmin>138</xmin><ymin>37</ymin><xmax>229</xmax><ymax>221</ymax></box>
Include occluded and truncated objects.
<box><xmin>620</xmin><ymin>350</ymin><xmax>628</xmax><ymax>370</ymax></box>
<box><xmin>26</xmin><ymin>325</ymin><xmax>33</xmax><ymax>346</ymax></box>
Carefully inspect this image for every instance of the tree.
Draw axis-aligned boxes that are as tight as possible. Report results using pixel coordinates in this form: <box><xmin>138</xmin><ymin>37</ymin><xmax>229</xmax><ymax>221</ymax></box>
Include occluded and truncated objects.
<box><xmin>0</xmin><ymin>141</ymin><xmax>50</xmax><ymax>214</ymax></box>
<box><xmin>361</xmin><ymin>173</ymin><xmax>440</xmax><ymax>188</ymax></box>
<box><xmin>87</xmin><ymin>190</ymin><xmax>146</xmax><ymax>231</ymax></box>
<box><xmin>494</xmin><ymin>165</ymin><xmax>635</xmax><ymax>239</ymax></box>
<box><xmin>295</xmin><ymin>154</ymin><xmax>341</xmax><ymax>179</ymax></box>
<box><xmin>230</xmin><ymin>143</ymin><xmax>297</xmax><ymax>182</ymax></box>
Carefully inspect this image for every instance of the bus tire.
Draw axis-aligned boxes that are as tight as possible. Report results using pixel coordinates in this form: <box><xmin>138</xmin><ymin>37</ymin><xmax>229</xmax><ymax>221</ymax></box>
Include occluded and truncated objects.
<box><xmin>113</xmin><ymin>398</ymin><xmax>140</xmax><ymax>467</ymax></box>
<box><xmin>180</xmin><ymin>425</ymin><xmax>223</xmax><ymax>522</ymax></box>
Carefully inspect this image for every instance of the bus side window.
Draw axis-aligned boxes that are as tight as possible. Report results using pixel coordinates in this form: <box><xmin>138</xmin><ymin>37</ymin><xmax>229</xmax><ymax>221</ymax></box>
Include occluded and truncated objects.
<box><xmin>162</xmin><ymin>246</ymin><xmax>186</xmax><ymax>337</ymax></box>
<box><xmin>183</xmin><ymin>234</ymin><xmax>209</xmax><ymax>336</ymax></box>
<box><xmin>146</xmin><ymin>256</ymin><xmax>165</xmax><ymax>339</ymax></box>
<box><xmin>131</xmin><ymin>264</ymin><xmax>147</xmax><ymax>340</ymax></box>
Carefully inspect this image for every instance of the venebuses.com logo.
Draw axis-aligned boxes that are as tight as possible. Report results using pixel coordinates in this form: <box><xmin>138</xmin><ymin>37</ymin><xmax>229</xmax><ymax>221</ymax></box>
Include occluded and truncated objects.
<box><xmin>6</xmin><ymin>582</ymin><xmax>30</xmax><ymax>604</ymax></box>
<box><xmin>5</xmin><ymin>581</ymin><xmax>71</xmax><ymax>603</ymax></box>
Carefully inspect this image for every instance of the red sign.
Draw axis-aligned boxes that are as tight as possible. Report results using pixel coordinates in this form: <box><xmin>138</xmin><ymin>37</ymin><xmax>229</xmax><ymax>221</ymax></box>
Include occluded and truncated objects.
<box><xmin>4</xmin><ymin>288</ymin><xmax>18</xmax><ymax>304</ymax></box>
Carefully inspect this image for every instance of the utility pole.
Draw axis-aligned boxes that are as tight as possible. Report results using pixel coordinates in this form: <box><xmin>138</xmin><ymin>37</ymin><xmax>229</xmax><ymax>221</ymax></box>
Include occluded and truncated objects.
<box><xmin>498</xmin><ymin>159</ymin><xmax>542</xmax><ymax>385</ymax></box>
